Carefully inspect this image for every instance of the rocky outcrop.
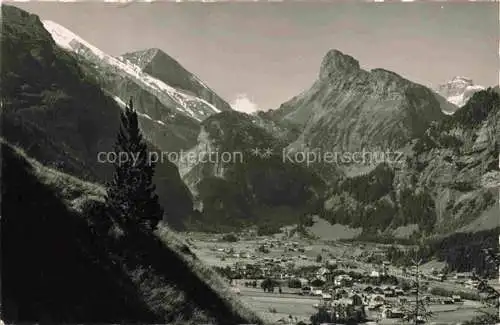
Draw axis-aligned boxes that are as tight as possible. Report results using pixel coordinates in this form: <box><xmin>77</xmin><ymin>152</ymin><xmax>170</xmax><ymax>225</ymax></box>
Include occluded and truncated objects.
<box><xmin>409</xmin><ymin>88</ymin><xmax>499</xmax><ymax>233</ymax></box>
<box><xmin>321</xmin><ymin>88</ymin><xmax>499</xmax><ymax>236</ymax></box>
<box><xmin>177</xmin><ymin>111</ymin><xmax>325</xmax><ymax>232</ymax></box>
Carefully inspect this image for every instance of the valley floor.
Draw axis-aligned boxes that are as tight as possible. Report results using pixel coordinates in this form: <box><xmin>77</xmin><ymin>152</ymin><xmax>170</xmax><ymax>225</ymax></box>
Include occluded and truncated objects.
<box><xmin>183</xmin><ymin>231</ymin><xmax>487</xmax><ymax>324</ymax></box>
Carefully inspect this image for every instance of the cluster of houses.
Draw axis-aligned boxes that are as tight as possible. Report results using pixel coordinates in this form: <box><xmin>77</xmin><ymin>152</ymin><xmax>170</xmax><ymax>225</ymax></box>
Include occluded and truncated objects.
<box><xmin>281</xmin><ymin>264</ymin><xmax>466</xmax><ymax>323</ymax></box>
<box><xmin>198</xmin><ymin>234</ymin><xmax>478</xmax><ymax>325</ymax></box>
<box><xmin>306</xmin><ymin>280</ymin><xmax>464</xmax><ymax>322</ymax></box>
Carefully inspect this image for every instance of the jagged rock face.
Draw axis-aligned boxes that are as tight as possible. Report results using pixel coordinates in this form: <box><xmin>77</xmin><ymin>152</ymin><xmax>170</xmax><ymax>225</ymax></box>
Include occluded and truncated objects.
<box><xmin>320</xmin><ymin>88</ymin><xmax>499</xmax><ymax>236</ymax></box>
<box><xmin>319</xmin><ymin>49</ymin><xmax>360</xmax><ymax>79</ymax></box>
<box><xmin>114</xmin><ymin>81</ymin><xmax>201</xmax><ymax>151</ymax></box>
<box><xmin>179</xmin><ymin>111</ymin><xmax>292</xmax><ymax>194</ymax></box>
<box><xmin>176</xmin><ymin>111</ymin><xmax>325</xmax><ymax>231</ymax></box>
<box><xmin>1</xmin><ymin>5</ymin><xmax>119</xmax><ymax>180</ymax></box>
<box><xmin>273</xmin><ymin>49</ymin><xmax>447</xmax><ymax>153</ymax></box>
<box><xmin>436</xmin><ymin>76</ymin><xmax>485</xmax><ymax>109</ymax></box>
<box><xmin>409</xmin><ymin>88</ymin><xmax>500</xmax><ymax>232</ymax></box>
<box><xmin>122</xmin><ymin>48</ymin><xmax>233</xmax><ymax>112</ymax></box>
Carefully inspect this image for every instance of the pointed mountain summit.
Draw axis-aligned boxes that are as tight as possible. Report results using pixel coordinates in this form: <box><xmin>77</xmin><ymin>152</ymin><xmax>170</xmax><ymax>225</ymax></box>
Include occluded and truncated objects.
<box><xmin>272</xmin><ymin>49</ymin><xmax>448</xmax><ymax>153</ymax></box>
<box><xmin>121</xmin><ymin>48</ymin><xmax>232</xmax><ymax>112</ymax></box>
<box><xmin>319</xmin><ymin>49</ymin><xmax>361</xmax><ymax>79</ymax></box>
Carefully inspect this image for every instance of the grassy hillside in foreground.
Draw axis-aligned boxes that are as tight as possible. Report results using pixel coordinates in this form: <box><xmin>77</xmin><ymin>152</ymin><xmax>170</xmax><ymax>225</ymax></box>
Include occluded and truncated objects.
<box><xmin>0</xmin><ymin>139</ymin><xmax>263</xmax><ymax>324</ymax></box>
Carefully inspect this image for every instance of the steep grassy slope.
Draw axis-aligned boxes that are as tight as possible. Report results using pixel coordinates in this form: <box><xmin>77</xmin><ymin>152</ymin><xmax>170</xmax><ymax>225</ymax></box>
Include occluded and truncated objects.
<box><xmin>1</xmin><ymin>140</ymin><xmax>263</xmax><ymax>324</ymax></box>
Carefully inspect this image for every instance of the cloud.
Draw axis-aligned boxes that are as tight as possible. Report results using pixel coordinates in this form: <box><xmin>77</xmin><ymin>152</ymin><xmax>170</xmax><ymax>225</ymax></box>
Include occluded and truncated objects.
<box><xmin>230</xmin><ymin>94</ymin><xmax>259</xmax><ymax>114</ymax></box>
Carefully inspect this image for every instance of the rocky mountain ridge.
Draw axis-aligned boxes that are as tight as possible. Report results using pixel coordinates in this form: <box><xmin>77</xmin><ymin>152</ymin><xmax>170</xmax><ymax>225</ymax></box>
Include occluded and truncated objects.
<box><xmin>43</xmin><ymin>20</ymin><xmax>225</xmax><ymax>123</ymax></box>
<box><xmin>272</xmin><ymin>49</ymin><xmax>452</xmax><ymax>154</ymax></box>
<box><xmin>122</xmin><ymin>48</ymin><xmax>233</xmax><ymax>112</ymax></box>
<box><xmin>42</xmin><ymin>20</ymin><xmax>232</xmax><ymax>154</ymax></box>
<box><xmin>268</xmin><ymin>49</ymin><xmax>498</xmax><ymax>237</ymax></box>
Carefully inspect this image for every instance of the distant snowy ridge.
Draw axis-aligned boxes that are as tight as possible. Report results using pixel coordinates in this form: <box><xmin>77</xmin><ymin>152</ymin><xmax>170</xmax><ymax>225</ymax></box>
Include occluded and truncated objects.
<box><xmin>446</xmin><ymin>84</ymin><xmax>485</xmax><ymax>107</ymax></box>
<box><xmin>42</xmin><ymin>20</ymin><xmax>221</xmax><ymax>122</ymax></box>
<box><xmin>436</xmin><ymin>76</ymin><xmax>485</xmax><ymax>110</ymax></box>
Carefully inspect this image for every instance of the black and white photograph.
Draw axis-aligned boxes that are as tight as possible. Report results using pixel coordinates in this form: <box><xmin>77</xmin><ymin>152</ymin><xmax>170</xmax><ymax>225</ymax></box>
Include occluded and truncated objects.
<box><xmin>1</xmin><ymin>1</ymin><xmax>499</xmax><ymax>324</ymax></box>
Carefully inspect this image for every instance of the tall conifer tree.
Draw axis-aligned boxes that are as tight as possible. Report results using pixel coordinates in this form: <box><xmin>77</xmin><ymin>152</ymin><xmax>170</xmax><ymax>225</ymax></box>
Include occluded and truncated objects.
<box><xmin>105</xmin><ymin>98</ymin><xmax>164</xmax><ymax>231</ymax></box>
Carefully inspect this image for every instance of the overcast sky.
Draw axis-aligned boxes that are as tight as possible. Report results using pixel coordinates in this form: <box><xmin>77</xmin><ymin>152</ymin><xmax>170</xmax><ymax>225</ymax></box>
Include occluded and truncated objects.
<box><xmin>11</xmin><ymin>1</ymin><xmax>499</xmax><ymax>112</ymax></box>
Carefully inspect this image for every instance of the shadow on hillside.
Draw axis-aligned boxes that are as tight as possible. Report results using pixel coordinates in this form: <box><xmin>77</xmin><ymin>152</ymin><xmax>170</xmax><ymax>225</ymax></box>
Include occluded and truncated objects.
<box><xmin>119</xmin><ymin>228</ymin><xmax>254</xmax><ymax>325</ymax></box>
<box><xmin>1</xmin><ymin>142</ymin><xmax>260</xmax><ymax>325</ymax></box>
<box><xmin>0</xmin><ymin>142</ymin><xmax>157</xmax><ymax>323</ymax></box>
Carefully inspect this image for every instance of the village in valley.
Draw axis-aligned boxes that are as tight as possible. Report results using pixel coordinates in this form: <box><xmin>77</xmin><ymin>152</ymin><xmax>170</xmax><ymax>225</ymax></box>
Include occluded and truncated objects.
<box><xmin>183</xmin><ymin>224</ymin><xmax>489</xmax><ymax>325</ymax></box>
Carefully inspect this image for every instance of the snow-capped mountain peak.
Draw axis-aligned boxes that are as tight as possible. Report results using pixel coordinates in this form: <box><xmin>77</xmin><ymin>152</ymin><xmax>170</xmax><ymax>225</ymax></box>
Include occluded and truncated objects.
<box><xmin>43</xmin><ymin>20</ymin><xmax>107</xmax><ymax>59</ymax></box>
<box><xmin>449</xmin><ymin>76</ymin><xmax>473</xmax><ymax>85</ymax></box>
<box><xmin>436</xmin><ymin>76</ymin><xmax>485</xmax><ymax>109</ymax></box>
<box><xmin>42</xmin><ymin>20</ymin><xmax>222</xmax><ymax>122</ymax></box>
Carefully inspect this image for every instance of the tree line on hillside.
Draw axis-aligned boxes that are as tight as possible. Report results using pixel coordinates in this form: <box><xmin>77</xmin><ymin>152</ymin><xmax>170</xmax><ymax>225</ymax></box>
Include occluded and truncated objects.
<box><xmin>414</xmin><ymin>87</ymin><xmax>500</xmax><ymax>155</ymax></box>
<box><xmin>322</xmin><ymin>89</ymin><xmax>500</xmax><ymax>237</ymax></box>
<box><xmin>321</xmin><ymin>163</ymin><xmax>437</xmax><ymax>234</ymax></box>
<box><xmin>382</xmin><ymin>228</ymin><xmax>499</xmax><ymax>277</ymax></box>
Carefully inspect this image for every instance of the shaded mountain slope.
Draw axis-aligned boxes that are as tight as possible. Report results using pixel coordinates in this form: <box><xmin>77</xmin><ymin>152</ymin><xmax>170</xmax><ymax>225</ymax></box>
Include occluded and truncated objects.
<box><xmin>1</xmin><ymin>140</ymin><xmax>263</xmax><ymax>324</ymax></box>
<box><xmin>75</xmin><ymin>53</ymin><xmax>201</xmax><ymax>153</ymax></box>
<box><xmin>1</xmin><ymin>5</ymin><xmax>193</xmax><ymax>228</ymax></box>
<box><xmin>1</xmin><ymin>4</ymin><xmax>119</xmax><ymax>181</ymax></box>
<box><xmin>178</xmin><ymin>111</ymin><xmax>325</xmax><ymax>232</ymax></box>
<box><xmin>321</xmin><ymin>88</ymin><xmax>499</xmax><ymax>236</ymax></box>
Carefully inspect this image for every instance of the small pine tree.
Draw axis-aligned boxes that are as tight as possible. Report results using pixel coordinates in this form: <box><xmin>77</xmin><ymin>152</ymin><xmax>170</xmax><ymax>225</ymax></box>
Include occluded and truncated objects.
<box><xmin>105</xmin><ymin>98</ymin><xmax>164</xmax><ymax>232</ymax></box>
<box><xmin>401</xmin><ymin>257</ymin><xmax>433</xmax><ymax>324</ymax></box>
<box><xmin>316</xmin><ymin>254</ymin><xmax>323</xmax><ymax>263</ymax></box>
